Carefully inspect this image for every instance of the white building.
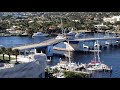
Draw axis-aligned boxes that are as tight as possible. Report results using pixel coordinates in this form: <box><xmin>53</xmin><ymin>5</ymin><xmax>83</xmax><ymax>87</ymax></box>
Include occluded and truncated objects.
<box><xmin>103</xmin><ymin>16</ymin><xmax>120</xmax><ymax>23</ymax></box>
<box><xmin>0</xmin><ymin>53</ymin><xmax>47</xmax><ymax>78</ymax></box>
<box><xmin>94</xmin><ymin>23</ymin><xmax>108</xmax><ymax>29</ymax></box>
<box><xmin>72</xmin><ymin>20</ymin><xmax>80</xmax><ymax>22</ymax></box>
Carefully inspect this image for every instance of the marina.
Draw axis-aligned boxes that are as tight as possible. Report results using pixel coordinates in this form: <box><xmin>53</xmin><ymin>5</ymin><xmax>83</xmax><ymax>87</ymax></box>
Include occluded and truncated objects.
<box><xmin>1</xmin><ymin>12</ymin><xmax>120</xmax><ymax>78</ymax></box>
<box><xmin>0</xmin><ymin>32</ymin><xmax>119</xmax><ymax>78</ymax></box>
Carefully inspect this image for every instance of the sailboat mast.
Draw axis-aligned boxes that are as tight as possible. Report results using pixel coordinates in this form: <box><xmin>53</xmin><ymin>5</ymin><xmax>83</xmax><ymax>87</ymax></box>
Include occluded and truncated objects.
<box><xmin>97</xmin><ymin>40</ymin><xmax>100</xmax><ymax>62</ymax></box>
<box><xmin>94</xmin><ymin>47</ymin><xmax>96</xmax><ymax>62</ymax></box>
<box><xmin>68</xmin><ymin>40</ymin><xmax>71</xmax><ymax>64</ymax></box>
<box><xmin>94</xmin><ymin>41</ymin><xmax>96</xmax><ymax>62</ymax></box>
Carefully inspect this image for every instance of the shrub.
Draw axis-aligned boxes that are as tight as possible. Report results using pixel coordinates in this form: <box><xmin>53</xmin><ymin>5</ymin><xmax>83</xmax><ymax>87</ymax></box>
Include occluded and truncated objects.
<box><xmin>64</xmin><ymin>71</ymin><xmax>89</xmax><ymax>78</ymax></box>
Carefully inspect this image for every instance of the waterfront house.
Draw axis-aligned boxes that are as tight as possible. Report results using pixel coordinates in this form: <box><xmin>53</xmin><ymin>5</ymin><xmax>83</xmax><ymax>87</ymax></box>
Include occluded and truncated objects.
<box><xmin>103</xmin><ymin>16</ymin><xmax>120</xmax><ymax>24</ymax></box>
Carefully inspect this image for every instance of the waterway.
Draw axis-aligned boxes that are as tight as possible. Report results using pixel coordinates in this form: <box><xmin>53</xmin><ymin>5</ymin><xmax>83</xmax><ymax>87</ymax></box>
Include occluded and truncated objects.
<box><xmin>0</xmin><ymin>33</ymin><xmax>120</xmax><ymax>78</ymax></box>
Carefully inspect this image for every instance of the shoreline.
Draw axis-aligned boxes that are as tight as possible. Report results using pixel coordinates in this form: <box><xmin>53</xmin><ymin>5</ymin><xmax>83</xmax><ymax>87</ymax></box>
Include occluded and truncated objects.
<box><xmin>0</xmin><ymin>30</ymin><xmax>120</xmax><ymax>37</ymax></box>
<box><xmin>75</xmin><ymin>30</ymin><xmax>120</xmax><ymax>34</ymax></box>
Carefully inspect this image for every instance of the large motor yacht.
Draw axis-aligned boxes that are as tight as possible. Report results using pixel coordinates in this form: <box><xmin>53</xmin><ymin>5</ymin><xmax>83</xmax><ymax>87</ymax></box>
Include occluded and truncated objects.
<box><xmin>32</xmin><ymin>32</ymin><xmax>49</xmax><ymax>37</ymax></box>
<box><xmin>55</xmin><ymin>34</ymin><xmax>66</xmax><ymax>39</ymax></box>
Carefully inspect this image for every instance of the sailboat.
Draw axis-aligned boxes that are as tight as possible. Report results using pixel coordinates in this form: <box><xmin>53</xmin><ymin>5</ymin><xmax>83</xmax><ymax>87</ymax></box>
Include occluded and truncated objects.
<box><xmin>86</xmin><ymin>40</ymin><xmax>112</xmax><ymax>72</ymax></box>
<box><xmin>50</xmin><ymin>40</ymin><xmax>92</xmax><ymax>77</ymax></box>
<box><xmin>88</xmin><ymin>40</ymin><xmax>101</xmax><ymax>66</ymax></box>
<box><xmin>51</xmin><ymin>40</ymin><xmax>78</xmax><ymax>71</ymax></box>
<box><xmin>57</xmin><ymin>40</ymin><xmax>86</xmax><ymax>71</ymax></box>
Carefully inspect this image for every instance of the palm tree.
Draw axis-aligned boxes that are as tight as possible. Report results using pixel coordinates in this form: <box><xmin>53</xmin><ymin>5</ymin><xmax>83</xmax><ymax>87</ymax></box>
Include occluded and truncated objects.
<box><xmin>13</xmin><ymin>49</ymin><xmax>19</xmax><ymax>63</ymax></box>
<box><xmin>1</xmin><ymin>47</ymin><xmax>6</xmax><ymax>60</ymax></box>
<box><xmin>0</xmin><ymin>48</ymin><xmax>2</xmax><ymax>60</ymax></box>
<box><xmin>6</xmin><ymin>48</ymin><xmax>13</xmax><ymax>61</ymax></box>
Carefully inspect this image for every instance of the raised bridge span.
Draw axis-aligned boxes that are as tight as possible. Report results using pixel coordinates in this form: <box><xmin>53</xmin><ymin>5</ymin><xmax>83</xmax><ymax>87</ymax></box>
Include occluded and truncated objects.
<box><xmin>12</xmin><ymin>38</ymin><xmax>65</xmax><ymax>50</ymax></box>
<box><xmin>12</xmin><ymin>36</ymin><xmax>120</xmax><ymax>50</ymax></box>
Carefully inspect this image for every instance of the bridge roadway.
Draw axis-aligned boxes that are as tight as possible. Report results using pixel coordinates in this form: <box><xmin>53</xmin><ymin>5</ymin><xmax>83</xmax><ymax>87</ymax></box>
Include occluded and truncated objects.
<box><xmin>12</xmin><ymin>36</ymin><xmax>120</xmax><ymax>50</ymax></box>
<box><xmin>69</xmin><ymin>36</ymin><xmax>120</xmax><ymax>42</ymax></box>
<box><xmin>12</xmin><ymin>38</ymin><xmax>65</xmax><ymax>50</ymax></box>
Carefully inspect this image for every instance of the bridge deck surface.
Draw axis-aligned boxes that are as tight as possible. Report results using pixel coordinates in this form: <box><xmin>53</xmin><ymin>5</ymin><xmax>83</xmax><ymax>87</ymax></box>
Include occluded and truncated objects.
<box><xmin>12</xmin><ymin>37</ymin><xmax>120</xmax><ymax>50</ymax></box>
<box><xmin>13</xmin><ymin>38</ymin><xmax>65</xmax><ymax>50</ymax></box>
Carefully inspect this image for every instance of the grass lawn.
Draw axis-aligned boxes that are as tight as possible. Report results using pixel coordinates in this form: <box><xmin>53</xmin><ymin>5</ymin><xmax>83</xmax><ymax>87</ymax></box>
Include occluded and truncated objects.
<box><xmin>0</xmin><ymin>55</ymin><xmax>16</xmax><ymax>60</ymax></box>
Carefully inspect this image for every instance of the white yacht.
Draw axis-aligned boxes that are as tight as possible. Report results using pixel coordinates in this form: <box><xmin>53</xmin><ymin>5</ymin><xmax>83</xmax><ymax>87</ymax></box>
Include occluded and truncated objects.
<box><xmin>66</xmin><ymin>31</ymin><xmax>75</xmax><ymax>36</ymax></box>
<box><xmin>32</xmin><ymin>32</ymin><xmax>49</xmax><ymax>37</ymax></box>
<box><xmin>75</xmin><ymin>32</ymin><xmax>86</xmax><ymax>38</ymax></box>
<box><xmin>46</xmin><ymin>57</ymin><xmax>52</xmax><ymax>63</ymax></box>
<box><xmin>21</xmin><ymin>32</ymin><xmax>28</xmax><ymax>36</ymax></box>
<box><xmin>55</xmin><ymin>34</ymin><xmax>66</xmax><ymax>39</ymax></box>
<box><xmin>105</xmin><ymin>41</ymin><xmax>110</xmax><ymax>45</ymax></box>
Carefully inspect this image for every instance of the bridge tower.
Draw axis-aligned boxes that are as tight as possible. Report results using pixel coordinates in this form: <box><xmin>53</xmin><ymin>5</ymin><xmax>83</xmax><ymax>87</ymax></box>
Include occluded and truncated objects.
<box><xmin>64</xmin><ymin>40</ymin><xmax>96</xmax><ymax>51</ymax></box>
<box><xmin>64</xmin><ymin>41</ymin><xmax>80</xmax><ymax>51</ymax></box>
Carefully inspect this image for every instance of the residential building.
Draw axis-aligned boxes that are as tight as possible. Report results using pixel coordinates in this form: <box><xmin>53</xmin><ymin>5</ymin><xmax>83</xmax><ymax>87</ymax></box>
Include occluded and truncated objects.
<box><xmin>103</xmin><ymin>16</ymin><xmax>120</xmax><ymax>23</ymax></box>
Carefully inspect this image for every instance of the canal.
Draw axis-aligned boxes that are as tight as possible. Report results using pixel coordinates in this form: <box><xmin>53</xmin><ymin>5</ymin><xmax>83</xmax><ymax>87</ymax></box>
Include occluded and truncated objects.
<box><xmin>0</xmin><ymin>33</ymin><xmax>120</xmax><ymax>78</ymax></box>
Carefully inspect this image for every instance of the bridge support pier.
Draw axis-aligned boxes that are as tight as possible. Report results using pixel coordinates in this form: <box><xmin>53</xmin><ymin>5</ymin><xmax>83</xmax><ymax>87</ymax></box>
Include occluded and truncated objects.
<box><xmin>24</xmin><ymin>49</ymin><xmax>26</xmax><ymax>57</ymax></box>
<box><xmin>64</xmin><ymin>41</ymin><xmax>79</xmax><ymax>51</ymax></box>
<box><xmin>46</xmin><ymin>45</ymin><xmax>54</xmax><ymax>56</ymax></box>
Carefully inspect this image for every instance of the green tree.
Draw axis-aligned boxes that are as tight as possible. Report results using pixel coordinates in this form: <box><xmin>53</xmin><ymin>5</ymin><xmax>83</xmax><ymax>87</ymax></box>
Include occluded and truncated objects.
<box><xmin>13</xmin><ymin>49</ymin><xmax>19</xmax><ymax>63</ymax></box>
<box><xmin>0</xmin><ymin>48</ymin><xmax>2</xmax><ymax>60</ymax></box>
<box><xmin>64</xmin><ymin>71</ymin><xmax>89</xmax><ymax>78</ymax></box>
<box><xmin>6</xmin><ymin>48</ymin><xmax>13</xmax><ymax>61</ymax></box>
<box><xmin>1</xmin><ymin>47</ymin><xmax>6</xmax><ymax>60</ymax></box>
<box><xmin>114</xmin><ymin>21</ymin><xmax>120</xmax><ymax>34</ymax></box>
<box><xmin>27</xmin><ymin>29</ymin><xmax>34</xmax><ymax>36</ymax></box>
<box><xmin>115</xmin><ymin>21</ymin><xmax>120</xmax><ymax>25</ymax></box>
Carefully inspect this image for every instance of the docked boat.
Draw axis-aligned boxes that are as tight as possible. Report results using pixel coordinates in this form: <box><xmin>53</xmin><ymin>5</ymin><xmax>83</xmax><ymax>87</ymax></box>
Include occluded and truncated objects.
<box><xmin>66</xmin><ymin>31</ymin><xmax>75</xmax><ymax>36</ymax></box>
<box><xmin>83</xmin><ymin>44</ymin><xmax>89</xmax><ymax>51</ymax></box>
<box><xmin>46</xmin><ymin>57</ymin><xmax>52</xmax><ymax>63</ymax></box>
<box><xmin>55</xmin><ymin>34</ymin><xmax>66</xmax><ymax>39</ymax></box>
<box><xmin>66</xmin><ymin>30</ymin><xmax>75</xmax><ymax>39</ymax></box>
<box><xmin>32</xmin><ymin>32</ymin><xmax>49</xmax><ymax>37</ymax></box>
<box><xmin>21</xmin><ymin>32</ymin><xmax>28</xmax><ymax>36</ymax></box>
<box><xmin>51</xmin><ymin>41</ymin><xmax>91</xmax><ymax>75</ymax></box>
<box><xmin>4</xmin><ymin>34</ymin><xmax>11</xmax><ymax>37</ymax></box>
<box><xmin>105</xmin><ymin>41</ymin><xmax>110</xmax><ymax>45</ymax></box>
<box><xmin>86</xmin><ymin>40</ymin><xmax>112</xmax><ymax>72</ymax></box>
<box><xmin>75</xmin><ymin>32</ymin><xmax>86</xmax><ymax>38</ymax></box>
